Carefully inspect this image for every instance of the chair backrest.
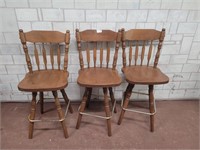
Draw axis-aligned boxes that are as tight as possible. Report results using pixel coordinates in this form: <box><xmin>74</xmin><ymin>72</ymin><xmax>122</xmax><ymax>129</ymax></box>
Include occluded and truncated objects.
<box><xmin>122</xmin><ymin>28</ymin><xmax>165</xmax><ymax>68</ymax></box>
<box><xmin>75</xmin><ymin>29</ymin><xmax>121</xmax><ymax>70</ymax></box>
<box><xmin>19</xmin><ymin>30</ymin><xmax>70</xmax><ymax>73</ymax></box>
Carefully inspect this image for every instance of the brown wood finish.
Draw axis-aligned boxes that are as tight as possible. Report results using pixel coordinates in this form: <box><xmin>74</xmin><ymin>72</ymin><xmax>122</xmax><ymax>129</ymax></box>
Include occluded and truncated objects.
<box><xmin>108</xmin><ymin>87</ymin><xmax>117</xmax><ymax>113</ymax></box>
<box><xmin>86</xmin><ymin>88</ymin><xmax>92</xmax><ymax>108</ymax></box>
<box><xmin>76</xmin><ymin>88</ymin><xmax>89</xmax><ymax>129</ymax></box>
<box><xmin>34</xmin><ymin>43</ymin><xmax>40</xmax><ymax>70</ymax></box>
<box><xmin>60</xmin><ymin>89</ymin><xmax>73</xmax><ymax>114</ymax></box>
<box><xmin>93</xmin><ymin>43</ymin><xmax>97</xmax><ymax>67</ymax></box>
<box><xmin>103</xmin><ymin>88</ymin><xmax>111</xmax><ymax>136</ymax></box>
<box><xmin>29</xmin><ymin>92</ymin><xmax>37</xmax><ymax>139</ymax></box>
<box><xmin>77</xmin><ymin>68</ymin><xmax>121</xmax><ymax>87</ymax></box>
<box><xmin>42</xmin><ymin>43</ymin><xmax>47</xmax><ymax>70</ymax></box>
<box><xmin>52</xmin><ymin>91</ymin><xmax>68</xmax><ymax>138</ymax></box>
<box><xmin>118</xmin><ymin>28</ymin><xmax>169</xmax><ymax>132</ymax></box>
<box><xmin>57</xmin><ymin>44</ymin><xmax>61</xmax><ymax>70</ymax></box>
<box><xmin>149</xmin><ymin>85</ymin><xmax>154</xmax><ymax>132</ymax></box>
<box><xmin>39</xmin><ymin>92</ymin><xmax>44</xmax><ymax>114</ymax></box>
<box><xmin>106</xmin><ymin>43</ymin><xmax>110</xmax><ymax>68</ymax></box>
<box><xmin>75</xmin><ymin>29</ymin><xmax>121</xmax><ymax>136</ymax></box>
<box><xmin>118</xmin><ymin>84</ymin><xmax>134</xmax><ymax>125</ymax></box>
<box><xmin>122</xmin><ymin>66</ymin><xmax>169</xmax><ymax>85</ymax></box>
<box><xmin>18</xmin><ymin>29</ymin><xmax>73</xmax><ymax>139</ymax></box>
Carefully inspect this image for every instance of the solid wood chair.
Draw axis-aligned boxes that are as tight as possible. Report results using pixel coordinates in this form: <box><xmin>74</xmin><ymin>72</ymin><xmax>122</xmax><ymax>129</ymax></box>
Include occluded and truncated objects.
<box><xmin>118</xmin><ymin>28</ymin><xmax>169</xmax><ymax>132</ymax></box>
<box><xmin>18</xmin><ymin>29</ymin><xmax>73</xmax><ymax>139</ymax></box>
<box><xmin>75</xmin><ymin>29</ymin><xmax>122</xmax><ymax>136</ymax></box>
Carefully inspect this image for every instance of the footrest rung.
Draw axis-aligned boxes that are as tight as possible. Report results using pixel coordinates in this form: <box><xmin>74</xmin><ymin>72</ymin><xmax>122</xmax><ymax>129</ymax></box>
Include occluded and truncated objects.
<box><xmin>79</xmin><ymin>112</ymin><xmax>111</xmax><ymax>120</ymax></box>
<box><xmin>78</xmin><ymin>98</ymin><xmax>116</xmax><ymax>120</ymax></box>
<box><xmin>28</xmin><ymin>115</ymin><xmax>65</xmax><ymax>122</ymax></box>
<box><xmin>121</xmin><ymin>96</ymin><xmax>157</xmax><ymax>116</ymax></box>
<box><xmin>122</xmin><ymin>107</ymin><xmax>156</xmax><ymax>116</ymax></box>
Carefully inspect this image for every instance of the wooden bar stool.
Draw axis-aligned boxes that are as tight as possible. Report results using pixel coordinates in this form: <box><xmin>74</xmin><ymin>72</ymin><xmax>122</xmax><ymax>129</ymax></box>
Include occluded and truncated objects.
<box><xmin>18</xmin><ymin>30</ymin><xmax>73</xmax><ymax>139</ymax></box>
<box><xmin>118</xmin><ymin>28</ymin><xmax>169</xmax><ymax>132</ymax></box>
<box><xmin>75</xmin><ymin>29</ymin><xmax>122</xmax><ymax>136</ymax></box>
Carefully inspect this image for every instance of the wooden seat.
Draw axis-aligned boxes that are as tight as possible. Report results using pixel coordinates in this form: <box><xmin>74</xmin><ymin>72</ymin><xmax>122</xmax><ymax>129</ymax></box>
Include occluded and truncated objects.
<box><xmin>78</xmin><ymin>68</ymin><xmax>121</xmax><ymax>87</ymax></box>
<box><xmin>75</xmin><ymin>29</ymin><xmax>121</xmax><ymax>136</ymax></box>
<box><xmin>118</xmin><ymin>28</ymin><xmax>169</xmax><ymax>132</ymax></box>
<box><xmin>122</xmin><ymin>66</ymin><xmax>168</xmax><ymax>85</ymax></box>
<box><xmin>18</xmin><ymin>29</ymin><xmax>73</xmax><ymax>139</ymax></box>
<box><xmin>18</xmin><ymin>70</ymin><xmax>69</xmax><ymax>92</ymax></box>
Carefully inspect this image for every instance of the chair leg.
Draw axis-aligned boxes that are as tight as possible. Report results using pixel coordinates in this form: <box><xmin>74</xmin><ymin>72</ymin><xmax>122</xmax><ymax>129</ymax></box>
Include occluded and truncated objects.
<box><xmin>29</xmin><ymin>92</ymin><xmax>37</xmax><ymax>139</ymax></box>
<box><xmin>52</xmin><ymin>91</ymin><xmax>68</xmax><ymax>138</ymax></box>
<box><xmin>86</xmin><ymin>88</ymin><xmax>92</xmax><ymax>108</ymax></box>
<box><xmin>149</xmin><ymin>85</ymin><xmax>155</xmax><ymax>132</ymax></box>
<box><xmin>103</xmin><ymin>88</ymin><xmax>112</xmax><ymax>136</ymax></box>
<box><xmin>76</xmin><ymin>88</ymin><xmax>88</xmax><ymax>129</ymax></box>
<box><xmin>39</xmin><ymin>92</ymin><xmax>44</xmax><ymax>114</ymax></box>
<box><xmin>108</xmin><ymin>87</ymin><xmax>117</xmax><ymax>113</ymax></box>
<box><xmin>118</xmin><ymin>84</ymin><xmax>134</xmax><ymax>125</ymax></box>
<box><xmin>60</xmin><ymin>89</ymin><xmax>73</xmax><ymax>114</ymax></box>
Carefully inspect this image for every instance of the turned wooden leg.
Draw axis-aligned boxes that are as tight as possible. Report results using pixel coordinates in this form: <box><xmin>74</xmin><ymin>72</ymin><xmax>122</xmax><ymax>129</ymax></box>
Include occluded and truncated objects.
<box><xmin>39</xmin><ymin>92</ymin><xmax>44</xmax><ymax>114</ymax></box>
<box><xmin>52</xmin><ymin>91</ymin><xmax>68</xmax><ymax>138</ymax></box>
<box><xmin>118</xmin><ymin>84</ymin><xmax>134</xmax><ymax>125</ymax></box>
<box><xmin>60</xmin><ymin>89</ymin><xmax>73</xmax><ymax>114</ymax></box>
<box><xmin>103</xmin><ymin>88</ymin><xmax>112</xmax><ymax>136</ymax></box>
<box><xmin>149</xmin><ymin>85</ymin><xmax>155</xmax><ymax>132</ymax></box>
<box><xmin>86</xmin><ymin>88</ymin><xmax>92</xmax><ymax>108</ymax></box>
<box><xmin>29</xmin><ymin>92</ymin><xmax>37</xmax><ymax>139</ymax></box>
<box><xmin>76</xmin><ymin>88</ymin><xmax>88</xmax><ymax>129</ymax></box>
<box><xmin>108</xmin><ymin>87</ymin><xmax>117</xmax><ymax>113</ymax></box>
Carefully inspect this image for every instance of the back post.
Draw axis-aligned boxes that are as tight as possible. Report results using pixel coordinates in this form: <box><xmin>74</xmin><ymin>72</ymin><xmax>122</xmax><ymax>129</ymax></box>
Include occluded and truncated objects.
<box><xmin>112</xmin><ymin>29</ymin><xmax>121</xmax><ymax>70</ymax></box>
<box><xmin>154</xmin><ymin>28</ymin><xmax>165</xmax><ymax>68</ymax></box>
<box><xmin>76</xmin><ymin>29</ymin><xmax>84</xmax><ymax>70</ymax></box>
<box><xmin>121</xmin><ymin>28</ymin><xmax>127</xmax><ymax>68</ymax></box>
<box><xmin>19</xmin><ymin>29</ymin><xmax>33</xmax><ymax>73</ymax></box>
<box><xmin>64</xmin><ymin>30</ymin><xmax>70</xmax><ymax>71</ymax></box>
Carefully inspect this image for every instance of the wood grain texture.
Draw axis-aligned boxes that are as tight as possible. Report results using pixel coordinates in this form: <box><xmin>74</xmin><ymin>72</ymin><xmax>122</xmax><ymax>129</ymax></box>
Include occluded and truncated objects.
<box><xmin>76</xmin><ymin>29</ymin><xmax>84</xmax><ymax>69</ymax></box>
<box><xmin>103</xmin><ymin>88</ymin><xmax>111</xmax><ymax>136</ymax></box>
<box><xmin>86</xmin><ymin>44</ymin><xmax>90</xmax><ymax>68</ymax></box>
<box><xmin>140</xmin><ymin>41</ymin><xmax>145</xmax><ymax>66</ymax></box>
<box><xmin>28</xmin><ymin>92</ymin><xmax>37</xmax><ymax>139</ymax></box>
<box><xmin>75</xmin><ymin>29</ymin><xmax>121</xmax><ymax>136</ymax></box>
<box><xmin>50</xmin><ymin>44</ymin><xmax>54</xmax><ymax>70</ymax></box>
<box><xmin>24</xmin><ymin>30</ymin><xmax>66</xmax><ymax>43</ymax></box>
<box><xmin>129</xmin><ymin>42</ymin><xmax>132</xmax><ymax>66</ymax></box>
<box><xmin>124</xmin><ymin>29</ymin><xmax>161</xmax><ymax>41</ymax></box>
<box><xmin>154</xmin><ymin>29</ymin><xmax>165</xmax><ymax>68</ymax></box>
<box><xmin>122</xmin><ymin>66</ymin><xmax>169</xmax><ymax>85</ymax></box>
<box><xmin>93</xmin><ymin>43</ymin><xmax>97</xmax><ymax>67</ymax></box>
<box><xmin>135</xmin><ymin>41</ymin><xmax>138</xmax><ymax>66</ymax></box>
<box><xmin>18</xmin><ymin>29</ymin><xmax>72</xmax><ymax>139</ymax></box>
<box><xmin>18</xmin><ymin>70</ymin><xmax>69</xmax><ymax>92</ymax></box>
<box><xmin>147</xmin><ymin>40</ymin><xmax>153</xmax><ymax>66</ymax></box>
<box><xmin>118</xmin><ymin>28</ymin><xmax>168</xmax><ymax>132</ymax></box>
<box><xmin>42</xmin><ymin>43</ymin><xmax>47</xmax><ymax>70</ymax></box>
<box><xmin>100</xmin><ymin>46</ymin><xmax>103</xmax><ymax>68</ymax></box>
<box><xmin>52</xmin><ymin>91</ymin><xmax>68</xmax><ymax>138</ymax></box>
<box><xmin>79</xmin><ymin>30</ymin><xmax>118</xmax><ymax>42</ymax></box>
<box><xmin>39</xmin><ymin>92</ymin><xmax>44</xmax><ymax>114</ymax></box>
<box><xmin>57</xmin><ymin>44</ymin><xmax>61</xmax><ymax>70</ymax></box>
<box><xmin>149</xmin><ymin>85</ymin><xmax>155</xmax><ymax>132</ymax></box>
<box><xmin>118</xmin><ymin>84</ymin><xmax>134</xmax><ymax>125</ymax></box>
<box><xmin>76</xmin><ymin>88</ymin><xmax>89</xmax><ymax>129</ymax></box>
<box><xmin>77</xmin><ymin>68</ymin><xmax>121</xmax><ymax>87</ymax></box>
<box><xmin>64</xmin><ymin>31</ymin><xmax>70</xmax><ymax>71</ymax></box>
<box><xmin>122</xmin><ymin>28</ymin><xmax>126</xmax><ymax>68</ymax></box>
<box><xmin>34</xmin><ymin>43</ymin><xmax>40</xmax><ymax>70</ymax></box>
<box><xmin>106</xmin><ymin>43</ymin><xmax>110</xmax><ymax>68</ymax></box>
<box><xmin>19</xmin><ymin>29</ymin><xmax>33</xmax><ymax>73</ymax></box>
